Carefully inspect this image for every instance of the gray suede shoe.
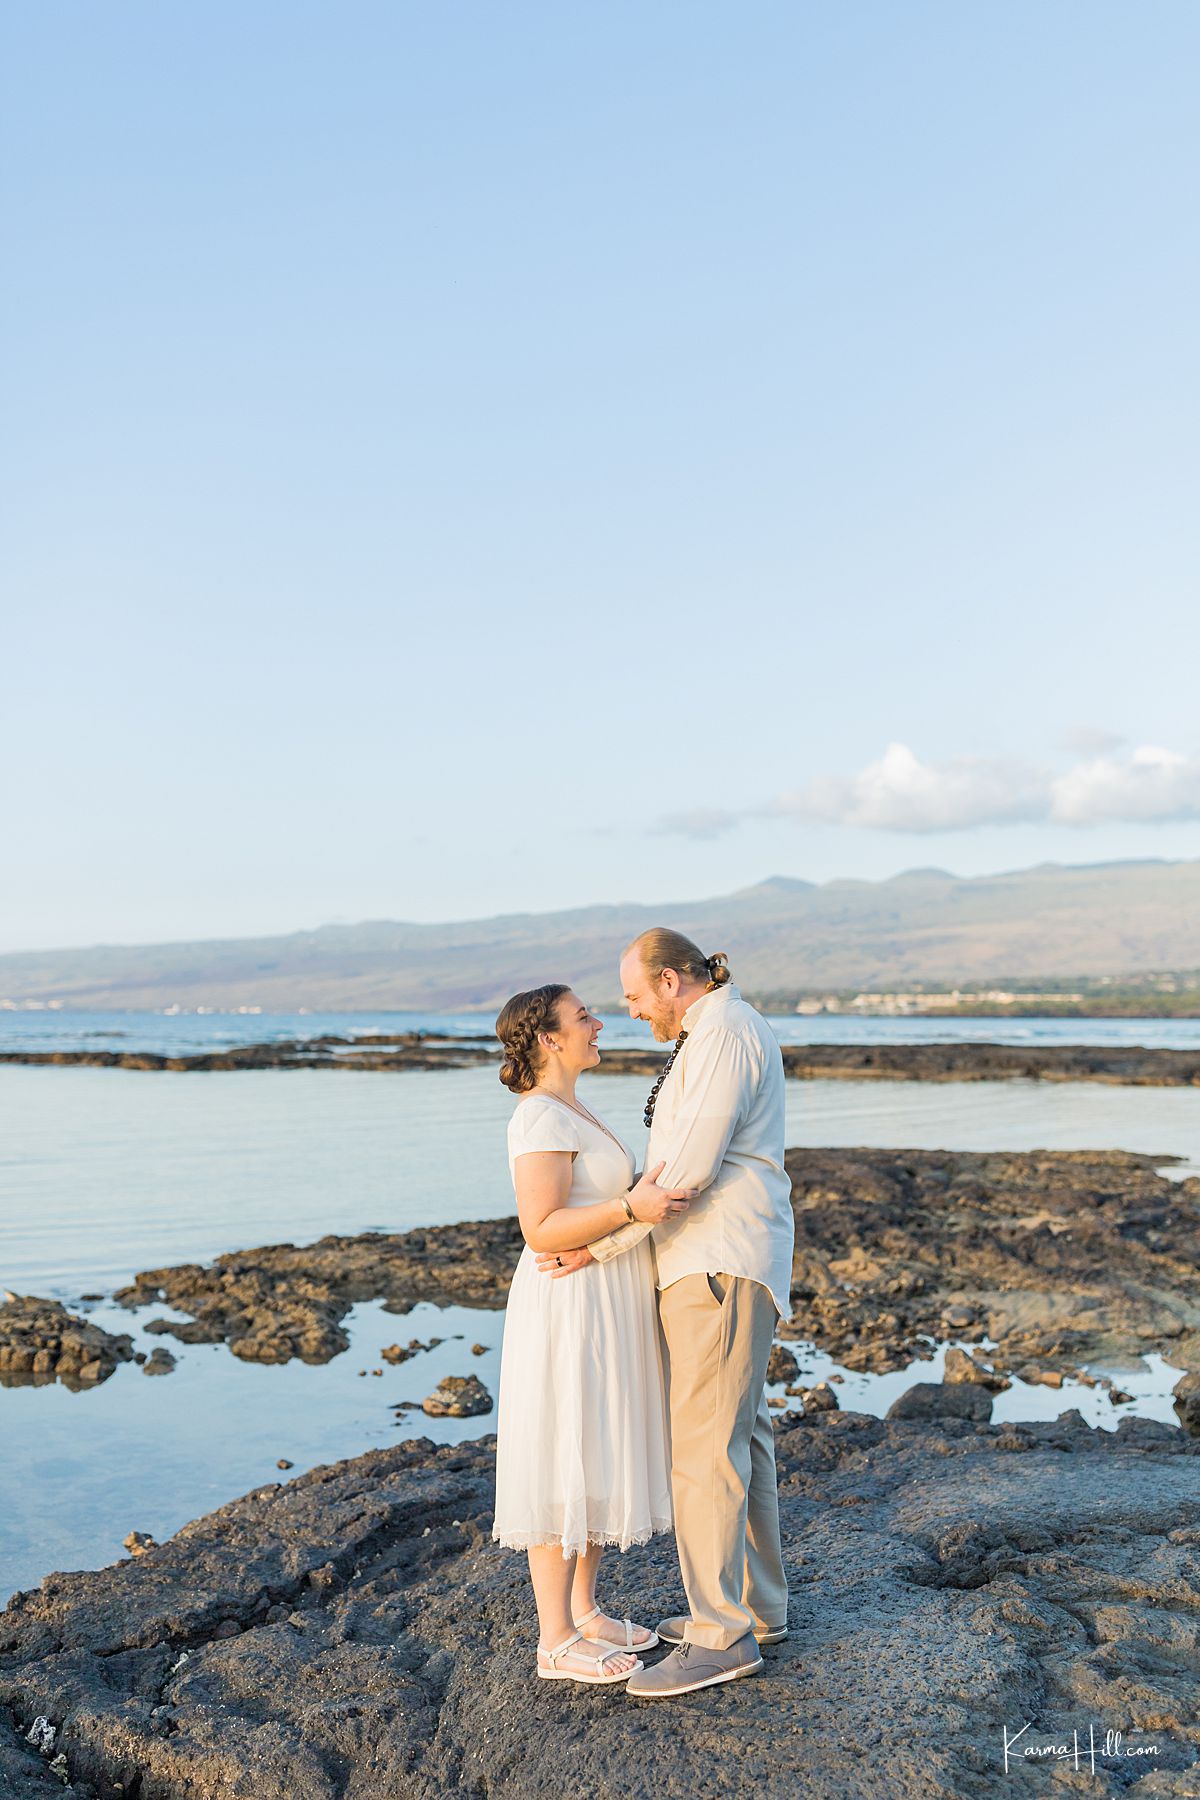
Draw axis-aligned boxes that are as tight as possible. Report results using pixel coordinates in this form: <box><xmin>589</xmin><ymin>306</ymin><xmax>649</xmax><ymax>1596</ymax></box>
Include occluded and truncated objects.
<box><xmin>626</xmin><ymin>1635</ymin><xmax>764</xmax><ymax>1697</ymax></box>
<box><xmin>657</xmin><ymin>1614</ymin><xmax>789</xmax><ymax>1647</ymax></box>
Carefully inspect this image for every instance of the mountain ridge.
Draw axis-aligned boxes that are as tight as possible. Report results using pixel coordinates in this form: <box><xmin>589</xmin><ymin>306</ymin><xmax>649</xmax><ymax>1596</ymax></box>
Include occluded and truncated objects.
<box><xmin>3</xmin><ymin>859</ymin><xmax>1199</xmax><ymax>1011</ymax></box>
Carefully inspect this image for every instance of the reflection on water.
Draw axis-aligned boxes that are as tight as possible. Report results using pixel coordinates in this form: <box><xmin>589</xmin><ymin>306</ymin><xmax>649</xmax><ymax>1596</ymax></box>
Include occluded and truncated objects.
<box><xmin>1</xmin><ymin>1290</ymin><xmax>1185</xmax><ymax>1607</ymax></box>
<box><xmin>0</xmin><ymin>1298</ymin><xmax>504</xmax><ymax>1605</ymax></box>
<box><xmin>767</xmin><ymin>1337</ymin><xmax>1188</xmax><ymax>1432</ymax></box>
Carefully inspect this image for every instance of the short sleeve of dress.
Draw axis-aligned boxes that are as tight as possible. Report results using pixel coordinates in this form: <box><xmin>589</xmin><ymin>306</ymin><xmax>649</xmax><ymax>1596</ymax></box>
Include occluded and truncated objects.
<box><xmin>508</xmin><ymin>1098</ymin><xmax>580</xmax><ymax>1158</ymax></box>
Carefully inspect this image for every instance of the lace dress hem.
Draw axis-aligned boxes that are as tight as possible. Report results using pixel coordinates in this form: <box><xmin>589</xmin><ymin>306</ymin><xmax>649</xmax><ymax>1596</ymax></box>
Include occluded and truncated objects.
<box><xmin>492</xmin><ymin>1517</ymin><xmax>674</xmax><ymax>1556</ymax></box>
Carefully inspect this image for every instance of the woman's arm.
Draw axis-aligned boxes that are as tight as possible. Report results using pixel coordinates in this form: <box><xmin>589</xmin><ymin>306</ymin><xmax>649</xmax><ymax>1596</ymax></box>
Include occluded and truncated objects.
<box><xmin>536</xmin><ymin>1166</ymin><xmax>651</xmax><ymax>1275</ymax></box>
<box><xmin>514</xmin><ymin>1151</ymin><xmax>632</xmax><ymax>1252</ymax></box>
<box><xmin>515</xmin><ymin>1155</ymin><xmax>695</xmax><ymax>1254</ymax></box>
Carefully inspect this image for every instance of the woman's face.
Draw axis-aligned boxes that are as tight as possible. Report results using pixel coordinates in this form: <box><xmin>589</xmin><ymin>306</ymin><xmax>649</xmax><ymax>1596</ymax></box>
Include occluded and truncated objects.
<box><xmin>542</xmin><ymin>990</ymin><xmax>603</xmax><ymax>1072</ymax></box>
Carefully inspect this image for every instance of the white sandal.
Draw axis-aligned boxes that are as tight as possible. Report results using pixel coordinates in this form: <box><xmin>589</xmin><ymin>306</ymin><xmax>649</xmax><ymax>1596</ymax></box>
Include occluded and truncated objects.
<box><xmin>572</xmin><ymin>1602</ymin><xmax>659</xmax><ymax>1654</ymax></box>
<box><xmin>537</xmin><ymin>1628</ymin><xmax>643</xmax><ymax>1685</ymax></box>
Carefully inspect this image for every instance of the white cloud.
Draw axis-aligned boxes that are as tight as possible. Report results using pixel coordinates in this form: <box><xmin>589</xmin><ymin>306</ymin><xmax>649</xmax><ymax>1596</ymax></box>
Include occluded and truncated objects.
<box><xmin>656</xmin><ymin>740</ymin><xmax>1200</xmax><ymax>838</ymax></box>
<box><xmin>774</xmin><ymin>743</ymin><xmax>1046</xmax><ymax>833</ymax></box>
<box><xmin>1050</xmin><ymin>745</ymin><xmax>1200</xmax><ymax>825</ymax></box>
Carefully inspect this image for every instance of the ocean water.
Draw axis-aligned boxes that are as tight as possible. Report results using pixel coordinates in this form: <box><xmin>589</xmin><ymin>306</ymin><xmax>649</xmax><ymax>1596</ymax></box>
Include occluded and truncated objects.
<box><xmin>5</xmin><ymin>1006</ymin><xmax>1200</xmax><ymax>1056</ymax></box>
<box><xmin>3</xmin><ymin>1047</ymin><xmax>1199</xmax><ymax>1606</ymax></box>
<box><xmin>3</xmin><ymin>1064</ymin><xmax>1200</xmax><ymax>1295</ymax></box>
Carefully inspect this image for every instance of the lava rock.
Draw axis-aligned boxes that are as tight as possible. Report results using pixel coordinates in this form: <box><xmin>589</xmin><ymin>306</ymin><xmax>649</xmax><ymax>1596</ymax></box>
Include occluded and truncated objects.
<box><xmin>800</xmin><ymin>1381</ymin><xmax>840</xmax><ymax>1412</ymax></box>
<box><xmin>381</xmin><ymin>1337</ymin><xmax>444</xmax><ymax>1364</ymax></box>
<box><xmin>1021</xmin><ymin>1366</ymin><xmax>1065</xmax><ymax>1388</ymax></box>
<box><xmin>421</xmin><ymin>1375</ymin><xmax>492</xmax><ymax>1417</ymax></box>
<box><xmin>111</xmin><ymin>1219</ymin><xmax>524</xmax><ymax>1366</ymax></box>
<box><xmin>784</xmin><ymin>1146</ymin><xmax>1200</xmax><ymax>1398</ymax></box>
<box><xmin>1</xmin><ymin>1419</ymin><xmax>1197</xmax><ymax>1798</ymax></box>
<box><xmin>96</xmin><ymin>1145</ymin><xmax>1200</xmax><ymax>1418</ymax></box>
<box><xmin>943</xmin><ymin>1347</ymin><xmax>1009</xmax><ymax>1391</ymax></box>
<box><xmin>1173</xmin><ymin>1371</ymin><xmax>1200</xmax><ymax>1434</ymax></box>
<box><xmin>887</xmin><ymin>1382</ymin><xmax>993</xmax><ymax>1422</ymax></box>
<box><xmin>0</xmin><ymin>1296</ymin><xmax>134</xmax><ymax>1390</ymax></box>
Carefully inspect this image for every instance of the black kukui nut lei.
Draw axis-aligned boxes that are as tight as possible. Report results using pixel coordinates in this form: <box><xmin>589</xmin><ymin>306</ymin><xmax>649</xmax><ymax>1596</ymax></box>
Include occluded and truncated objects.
<box><xmin>644</xmin><ymin>1028</ymin><xmax>689</xmax><ymax>1129</ymax></box>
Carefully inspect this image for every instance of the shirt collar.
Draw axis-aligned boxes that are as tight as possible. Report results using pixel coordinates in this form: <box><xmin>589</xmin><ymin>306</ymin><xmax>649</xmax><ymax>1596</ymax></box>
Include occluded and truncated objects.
<box><xmin>681</xmin><ymin>982</ymin><xmax>738</xmax><ymax>1033</ymax></box>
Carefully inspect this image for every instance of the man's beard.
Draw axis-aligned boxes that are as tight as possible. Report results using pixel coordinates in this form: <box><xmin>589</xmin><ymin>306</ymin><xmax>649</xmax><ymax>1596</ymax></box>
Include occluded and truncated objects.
<box><xmin>649</xmin><ymin>1004</ymin><xmax>677</xmax><ymax>1043</ymax></box>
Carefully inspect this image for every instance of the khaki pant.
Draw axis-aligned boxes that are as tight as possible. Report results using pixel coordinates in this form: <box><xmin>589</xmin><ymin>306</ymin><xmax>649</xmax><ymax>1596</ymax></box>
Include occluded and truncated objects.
<box><xmin>658</xmin><ymin>1271</ymin><xmax>789</xmax><ymax>1651</ymax></box>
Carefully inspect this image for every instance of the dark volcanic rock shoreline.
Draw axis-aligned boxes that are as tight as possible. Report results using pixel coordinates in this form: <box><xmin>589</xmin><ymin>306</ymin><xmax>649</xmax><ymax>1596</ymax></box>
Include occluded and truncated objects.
<box><xmin>0</xmin><ymin>1298</ymin><xmax>134</xmax><ymax>1390</ymax></box>
<box><xmin>7</xmin><ymin>1038</ymin><xmax>1200</xmax><ymax>1083</ymax></box>
<box><xmin>111</xmin><ymin>1217</ymin><xmax>524</xmax><ymax>1364</ymax></box>
<box><xmin>8</xmin><ymin>1145</ymin><xmax>1200</xmax><ymax>1792</ymax></box>
<box><xmin>78</xmin><ymin>1147</ymin><xmax>1200</xmax><ymax>1432</ymax></box>
<box><xmin>778</xmin><ymin>1040</ymin><xmax>1200</xmax><ymax>1085</ymax></box>
<box><xmin>2</xmin><ymin>1415</ymin><xmax>1198</xmax><ymax>1799</ymax></box>
<box><xmin>617</xmin><ymin>1040</ymin><xmax>1200</xmax><ymax>1085</ymax></box>
<box><xmin>0</xmin><ymin>1033</ymin><xmax>496</xmax><ymax>1074</ymax></box>
<box><xmin>782</xmin><ymin>1146</ymin><xmax>1200</xmax><ymax>1408</ymax></box>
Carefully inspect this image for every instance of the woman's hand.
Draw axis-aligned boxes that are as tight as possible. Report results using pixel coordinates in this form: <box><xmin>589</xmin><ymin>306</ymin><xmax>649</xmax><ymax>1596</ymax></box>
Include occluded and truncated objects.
<box><xmin>627</xmin><ymin>1161</ymin><xmax>696</xmax><ymax>1225</ymax></box>
<box><xmin>535</xmin><ymin>1246</ymin><xmax>594</xmax><ymax>1279</ymax></box>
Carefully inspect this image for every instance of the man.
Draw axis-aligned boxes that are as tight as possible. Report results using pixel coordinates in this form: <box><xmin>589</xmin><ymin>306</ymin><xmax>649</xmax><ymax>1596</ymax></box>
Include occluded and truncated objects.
<box><xmin>538</xmin><ymin>927</ymin><xmax>794</xmax><ymax>1697</ymax></box>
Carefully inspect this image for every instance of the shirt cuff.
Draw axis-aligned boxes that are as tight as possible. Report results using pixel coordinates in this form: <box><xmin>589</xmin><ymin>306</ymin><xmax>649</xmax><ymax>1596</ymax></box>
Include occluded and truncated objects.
<box><xmin>587</xmin><ymin>1219</ymin><xmax>653</xmax><ymax>1262</ymax></box>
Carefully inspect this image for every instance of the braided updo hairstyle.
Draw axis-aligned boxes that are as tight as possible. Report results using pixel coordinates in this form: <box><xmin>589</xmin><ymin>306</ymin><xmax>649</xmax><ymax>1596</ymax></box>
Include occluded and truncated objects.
<box><xmin>495</xmin><ymin>983</ymin><xmax>570</xmax><ymax>1094</ymax></box>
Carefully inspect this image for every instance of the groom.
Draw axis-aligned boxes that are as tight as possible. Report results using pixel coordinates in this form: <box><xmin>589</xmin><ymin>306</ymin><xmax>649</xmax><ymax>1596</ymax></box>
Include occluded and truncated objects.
<box><xmin>540</xmin><ymin>927</ymin><xmax>794</xmax><ymax>1697</ymax></box>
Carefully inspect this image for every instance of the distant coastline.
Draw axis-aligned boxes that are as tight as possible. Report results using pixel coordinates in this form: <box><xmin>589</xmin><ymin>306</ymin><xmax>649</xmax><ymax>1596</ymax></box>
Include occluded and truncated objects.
<box><xmin>748</xmin><ymin>978</ymin><xmax>1200</xmax><ymax>1019</ymax></box>
<box><xmin>7</xmin><ymin>983</ymin><xmax>1200</xmax><ymax>1019</ymax></box>
<box><xmin>4</xmin><ymin>859</ymin><xmax>1200</xmax><ymax>1014</ymax></box>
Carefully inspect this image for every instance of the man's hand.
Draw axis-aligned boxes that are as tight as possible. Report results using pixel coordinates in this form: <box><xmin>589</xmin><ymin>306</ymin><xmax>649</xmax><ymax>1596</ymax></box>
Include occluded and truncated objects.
<box><xmin>534</xmin><ymin>1246</ymin><xmax>595</xmax><ymax>1279</ymax></box>
<box><xmin>627</xmin><ymin>1160</ymin><xmax>696</xmax><ymax>1224</ymax></box>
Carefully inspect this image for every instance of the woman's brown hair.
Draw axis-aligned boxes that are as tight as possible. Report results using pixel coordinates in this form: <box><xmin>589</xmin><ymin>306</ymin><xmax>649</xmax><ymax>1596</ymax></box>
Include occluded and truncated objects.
<box><xmin>624</xmin><ymin>928</ymin><xmax>731</xmax><ymax>991</ymax></box>
<box><xmin>495</xmin><ymin>983</ymin><xmax>570</xmax><ymax>1093</ymax></box>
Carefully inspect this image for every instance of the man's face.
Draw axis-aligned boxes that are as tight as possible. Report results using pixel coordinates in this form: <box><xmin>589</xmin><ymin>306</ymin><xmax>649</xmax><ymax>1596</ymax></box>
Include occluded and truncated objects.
<box><xmin>620</xmin><ymin>953</ymin><xmax>678</xmax><ymax>1043</ymax></box>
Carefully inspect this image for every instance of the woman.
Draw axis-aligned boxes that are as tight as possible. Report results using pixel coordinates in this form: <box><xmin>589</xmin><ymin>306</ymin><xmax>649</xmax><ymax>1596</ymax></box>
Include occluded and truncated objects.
<box><xmin>492</xmin><ymin>982</ymin><xmax>693</xmax><ymax>1685</ymax></box>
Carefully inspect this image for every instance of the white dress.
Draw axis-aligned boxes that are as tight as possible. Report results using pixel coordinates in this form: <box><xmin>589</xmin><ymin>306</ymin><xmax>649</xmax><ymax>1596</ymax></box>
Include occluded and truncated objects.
<box><xmin>492</xmin><ymin>1092</ymin><xmax>673</xmax><ymax>1558</ymax></box>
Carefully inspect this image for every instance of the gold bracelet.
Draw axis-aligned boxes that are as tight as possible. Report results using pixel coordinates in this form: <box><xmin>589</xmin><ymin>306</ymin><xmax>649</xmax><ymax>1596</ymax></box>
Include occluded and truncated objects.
<box><xmin>620</xmin><ymin>1194</ymin><xmax>636</xmax><ymax>1223</ymax></box>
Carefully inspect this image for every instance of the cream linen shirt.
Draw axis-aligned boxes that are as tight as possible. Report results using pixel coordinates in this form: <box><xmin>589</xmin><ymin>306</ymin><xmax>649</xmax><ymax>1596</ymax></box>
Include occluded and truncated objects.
<box><xmin>587</xmin><ymin>983</ymin><xmax>794</xmax><ymax>1319</ymax></box>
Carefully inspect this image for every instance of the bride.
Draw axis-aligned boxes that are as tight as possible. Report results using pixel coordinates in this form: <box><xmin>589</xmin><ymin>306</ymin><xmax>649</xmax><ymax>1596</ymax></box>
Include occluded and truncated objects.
<box><xmin>491</xmin><ymin>982</ymin><xmax>693</xmax><ymax>1685</ymax></box>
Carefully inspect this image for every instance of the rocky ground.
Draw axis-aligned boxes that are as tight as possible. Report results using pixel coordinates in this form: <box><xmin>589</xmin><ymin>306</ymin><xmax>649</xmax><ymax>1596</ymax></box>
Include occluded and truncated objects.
<box><xmin>0</xmin><ymin>1034</ymin><xmax>496</xmax><ymax>1074</ymax></box>
<box><xmin>783</xmin><ymin>1147</ymin><xmax>1200</xmax><ymax>1430</ymax></box>
<box><xmin>593</xmin><ymin>1042</ymin><xmax>1200</xmax><ymax>1085</ymax></box>
<box><xmin>2</xmin><ymin>1411</ymin><xmax>1198</xmax><ymax>1800</ymax></box>
<box><xmin>8</xmin><ymin>1146</ymin><xmax>1200</xmax><ymax>1793</ymax></box>
<box><xmin>98</xmin><ymin>1148</ymin><xmax>1200</xmax><ymax>1428</ymax></box>
<box><xmin>7</xmin><ymin>1040</ymin><xmax>1200</xmax><ymax>1083</ymax></box>
<box><xmin>111</xmin><ymin>1217</ymin><xmax>525</xmax><ymax>1363</ymax></box>
<box><xmin>772</xmin><ymin>1043</ymin><xmax>1200</xmax><ymax>1085</ymax></box>
<box><xmin>0</xmin><ymin>1297</ymin><xmax>134</xmax><ymax>1390</ymax></box>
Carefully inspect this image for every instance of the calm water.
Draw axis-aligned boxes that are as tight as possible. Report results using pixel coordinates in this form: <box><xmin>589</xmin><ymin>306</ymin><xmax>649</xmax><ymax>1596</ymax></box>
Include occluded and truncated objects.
<box><xmin>3</xmin><ymin>1048</ymin><xmax>1199</xmax><ymax>1606</ymax></box>
<box><xmin>4</xmin><ymin>1064</ymin><xmax>1200</xmax><ymax>1295</ymax></box>
<box><xmin>5</xmin><ymin>1006</ymin><xmax>1200</xmax><ymax>1056</ymax></box>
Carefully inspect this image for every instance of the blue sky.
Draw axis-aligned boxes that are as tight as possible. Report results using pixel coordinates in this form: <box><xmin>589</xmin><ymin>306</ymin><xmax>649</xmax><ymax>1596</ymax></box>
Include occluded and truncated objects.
<box><xmin>3</xmin><ymin>2</ymin><xmax>1198</xmax><ymax>951</ymax></box>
